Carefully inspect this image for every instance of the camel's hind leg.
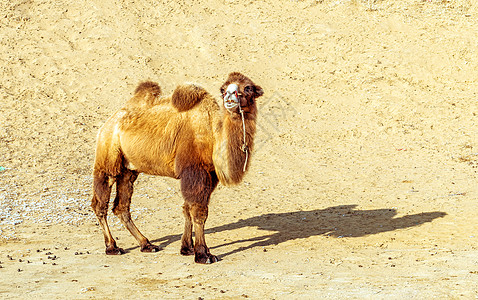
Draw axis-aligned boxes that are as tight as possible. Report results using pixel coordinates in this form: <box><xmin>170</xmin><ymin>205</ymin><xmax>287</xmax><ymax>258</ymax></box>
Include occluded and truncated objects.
<box><xmin>180</xmin><ymin>168</ymin><xmax>219</xmax><ymax>264</ymax></box>
<box><xmin>113</xmin><ymin>169</ymin><xmax>161</xmax><ymax>253</ymax></box>
<box><xmin>91</xmin><ymin>171</ymin><xmax>124</xmax><ymax>255</ymax></box>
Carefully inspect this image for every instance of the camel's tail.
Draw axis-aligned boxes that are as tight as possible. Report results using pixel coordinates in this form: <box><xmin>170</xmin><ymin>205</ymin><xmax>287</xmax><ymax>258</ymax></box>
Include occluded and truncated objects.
<box><xmin>127</xmin><ymin>81</ymin><xmax>162</xmax><ymax>106</ymax></box>
<box><xmin>172</xmin><ymin>84</ymin><xmax>209</xmax><ymax>112</ymax></box>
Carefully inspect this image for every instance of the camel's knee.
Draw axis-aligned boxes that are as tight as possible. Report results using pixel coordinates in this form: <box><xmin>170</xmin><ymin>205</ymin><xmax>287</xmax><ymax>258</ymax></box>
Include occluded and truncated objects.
<box><xmin>190</xmin><ymin>204</ymin><xmax>208</xmax><ymax>224</ymax></box>
<box><xmin>91</xmin><ymin>194</ymin><xmax>108</xmax><ymax>219</ymax></box>
<box><xmin>183</xmin><ymin>203</ymin><xmax>193</xmax><ymax>218</ymax></box>
<box><xmin>112</xmin><ymin>201</ymin><xmax>130</xmax><ymax>217</ymax></box>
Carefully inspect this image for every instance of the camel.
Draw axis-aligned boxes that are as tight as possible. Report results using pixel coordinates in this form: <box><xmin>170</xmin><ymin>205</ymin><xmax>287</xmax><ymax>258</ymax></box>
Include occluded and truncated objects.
<box><xmin>91</xmin><ymin>72</ymin><xmax>263</xmax><ymax>264</ymax></box>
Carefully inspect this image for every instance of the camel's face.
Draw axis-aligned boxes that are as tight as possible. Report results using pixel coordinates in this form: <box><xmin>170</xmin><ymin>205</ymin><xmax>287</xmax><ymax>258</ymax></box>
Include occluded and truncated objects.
<box><xmin>221</xmin><ymin>72</ymin><xmax>264</xmax><ymax>113</ymax></box>
<box><xmin>223</xmin><ymin>83</ymin><xmax>240</xmax><ymax>112</ymax></box>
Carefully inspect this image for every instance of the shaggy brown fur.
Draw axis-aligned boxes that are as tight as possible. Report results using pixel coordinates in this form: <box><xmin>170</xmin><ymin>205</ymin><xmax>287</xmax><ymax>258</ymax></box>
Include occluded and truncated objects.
<box><xmin>91</xmin><ymin>72</ymin><xmax>263</xmax><ymax>263</ymax></box>
<box><xmin>126</xmin><ymin>81</ymin><xmax>162</xmax><ymax>107</ymax></box>
<box><xmin>171</xmin><ymin>83</ymin><xmax>208</xmax><ymax>112</ymax></box>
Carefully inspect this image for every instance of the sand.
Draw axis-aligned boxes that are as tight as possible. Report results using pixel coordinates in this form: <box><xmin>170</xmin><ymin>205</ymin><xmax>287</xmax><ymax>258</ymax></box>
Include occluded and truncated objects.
<box><xmin>1</xmin><ymin>0</ymin><xmax>477</xmax><ymax>298</ymax></box>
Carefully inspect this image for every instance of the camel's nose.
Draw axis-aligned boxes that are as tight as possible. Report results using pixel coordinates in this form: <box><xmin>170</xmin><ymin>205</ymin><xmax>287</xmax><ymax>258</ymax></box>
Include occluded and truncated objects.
<box><xmin>223</xmin><ymin>84</ymin><xmax>239</xmax><ymax>111</ymax></box>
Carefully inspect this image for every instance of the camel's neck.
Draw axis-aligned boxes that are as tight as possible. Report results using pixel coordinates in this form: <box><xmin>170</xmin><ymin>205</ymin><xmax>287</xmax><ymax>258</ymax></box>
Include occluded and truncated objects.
<box><xmin>213</xmin><ymin>109</ymin><xmax>257</xmax><ymax>186</ymax></box>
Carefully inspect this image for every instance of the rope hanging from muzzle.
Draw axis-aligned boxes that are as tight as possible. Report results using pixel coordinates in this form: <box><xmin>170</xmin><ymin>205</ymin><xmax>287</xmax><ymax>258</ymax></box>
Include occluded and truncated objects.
<box><xmin>239</xmin><ymin>107</ymin><xmax>249</xmax><ymax>172</ymax></box>
<box><xmin>223</xmin><ymin>83</ymin><xmax>249</xmax><ymax>172</ymax></box>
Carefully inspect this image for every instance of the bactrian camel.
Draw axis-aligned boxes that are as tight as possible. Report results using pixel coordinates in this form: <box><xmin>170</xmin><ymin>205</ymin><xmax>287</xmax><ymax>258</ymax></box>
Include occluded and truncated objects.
<box><xmin>91</xmin><ymin>72</ymin><xmax>263</xmax><ymax>263</ymax></box>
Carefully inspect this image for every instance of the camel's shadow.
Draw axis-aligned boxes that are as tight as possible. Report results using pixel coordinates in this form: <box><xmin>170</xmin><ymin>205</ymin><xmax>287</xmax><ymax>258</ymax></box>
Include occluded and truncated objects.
<box><xmin>148</xmin><ymin>205</ymin><xmax>446</xmax><ymax>259</ymax></box>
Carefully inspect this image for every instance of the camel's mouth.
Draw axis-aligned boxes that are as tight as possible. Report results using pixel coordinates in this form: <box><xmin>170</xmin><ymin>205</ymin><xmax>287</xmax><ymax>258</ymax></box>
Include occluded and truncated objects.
<box><xmin>223</xmin><ymin>83</ymin><xmax>240</xmax><ymax>112</ymax></box>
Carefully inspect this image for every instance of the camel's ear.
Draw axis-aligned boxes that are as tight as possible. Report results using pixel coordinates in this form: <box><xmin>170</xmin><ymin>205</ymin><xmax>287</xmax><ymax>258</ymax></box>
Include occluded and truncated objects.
<box><xmin>254</xmin><ymin>85</ymin><xmax>264</xmax><ymax>98</ymax></box>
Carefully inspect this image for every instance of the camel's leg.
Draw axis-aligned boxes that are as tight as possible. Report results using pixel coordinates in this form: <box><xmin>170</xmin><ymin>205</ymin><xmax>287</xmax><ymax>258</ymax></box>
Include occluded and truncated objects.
<box><xmin>180</xmin><ymin>202</ymin><xmax>194</xmax><ymax>256</ymax></box>
<box><xmin>190</xmin><ymin>203</ymin><xmax>215</xmax><ymax>263</ymax></box>
<box><xmin>91</xmin><ymin>172</ymin><xmax>124</xmax><ymax>255</ymax></box>
<box><xmin>180</xmin><ymin>168</ymin><xmax>218</xmax><ymax>264</ymax></box>
<box><xmin>113</xmin><ymin>169</ymin><xmax>161</xmax><ymax>253</ymax></box>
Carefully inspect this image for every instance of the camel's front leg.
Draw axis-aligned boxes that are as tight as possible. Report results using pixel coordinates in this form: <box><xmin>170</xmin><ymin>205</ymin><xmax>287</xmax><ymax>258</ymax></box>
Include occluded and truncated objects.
<box><xmin>190</xmin><ymin>204</ymin><xmax>217</xmax><ymax>264</ymax></box>
<box><xmin>180</xmin><ymin>203</ymin><xmax>194</xmax><ymax>256</ymax></box>
<box><xmin>180</xmin><ymin>168</ymin><xmax>218</xmax><ymax>264</ymax></box>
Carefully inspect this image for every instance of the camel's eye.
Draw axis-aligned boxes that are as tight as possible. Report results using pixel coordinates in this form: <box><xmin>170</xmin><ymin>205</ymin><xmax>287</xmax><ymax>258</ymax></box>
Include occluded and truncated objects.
<box><xmin>244</xmin><ymin>86</ymin><xmax>254</xmax><ymax>95</ymax></box>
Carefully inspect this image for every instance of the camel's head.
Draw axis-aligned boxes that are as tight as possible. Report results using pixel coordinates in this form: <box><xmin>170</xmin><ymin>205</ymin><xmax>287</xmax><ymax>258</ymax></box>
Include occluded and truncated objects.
<box><xmin>221</xmin><ymin>72</ymin><xmax>263</xmax><ymax>114</ymax></box>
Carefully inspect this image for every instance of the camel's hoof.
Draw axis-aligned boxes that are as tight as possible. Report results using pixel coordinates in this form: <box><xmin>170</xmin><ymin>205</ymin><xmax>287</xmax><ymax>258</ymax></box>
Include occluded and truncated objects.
<box><xmin>105</xmin><ymin>246</ymin><xmax>125</xmax><ymax>255</ymax></box>
<box><xmin>195</xmin><ymin>253</ymin><xmax>218</xmax><ymax>264</ymax></box>
<box><xmin>141</xmin><ymin>243</ymin><xmax>161</xmax><ymax>253</ymax></box>
<box><xmin>180</xmin><ymin>246</ymin><xmax>194</xmax><ymax>256</ymax></box>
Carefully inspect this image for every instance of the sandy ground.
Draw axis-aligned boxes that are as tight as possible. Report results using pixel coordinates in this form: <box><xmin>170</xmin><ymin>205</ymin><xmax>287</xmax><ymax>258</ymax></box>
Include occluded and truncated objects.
<box><xmin>1</xmin><ymin>0</ymin><xmax>478</xmax><ymax>298</ymax></box>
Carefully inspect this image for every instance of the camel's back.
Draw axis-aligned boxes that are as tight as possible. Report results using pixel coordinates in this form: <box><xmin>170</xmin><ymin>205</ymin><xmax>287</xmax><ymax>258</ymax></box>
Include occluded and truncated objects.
<box><xmin>116</xmin><ymin>92</ymin><xmax>218</xmax><ymax>177</ymax></box>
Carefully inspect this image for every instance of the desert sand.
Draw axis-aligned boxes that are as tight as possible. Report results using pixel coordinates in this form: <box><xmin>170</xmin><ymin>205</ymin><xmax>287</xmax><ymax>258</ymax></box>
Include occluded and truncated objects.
<box><xmin>1</xmin><ymin>0</ymin><xmax>477</xmax><ymax>298</ymax></box>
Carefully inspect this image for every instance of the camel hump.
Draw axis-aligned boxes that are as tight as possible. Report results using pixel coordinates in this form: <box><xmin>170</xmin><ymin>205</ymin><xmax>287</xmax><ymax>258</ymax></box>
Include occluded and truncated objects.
<box><xmin>172</xmin><ymin>84</ymin><xmax>209</xmax><ymax>112</ymax></box>
<box><xmin>128</xmin><ymin>81</ymin><xmax>162</xmax><ymax>106</ymax></box>
<box><xmin>135</xmin><ymin>81</ymin><xmax>161</xmax><ymax>96</ymax></box>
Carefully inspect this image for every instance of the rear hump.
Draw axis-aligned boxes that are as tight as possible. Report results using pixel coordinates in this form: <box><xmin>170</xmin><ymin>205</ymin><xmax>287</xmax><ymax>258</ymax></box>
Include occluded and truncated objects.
<box><xmin>127</xmin><ymin>81</ymin><xmax>162</xmax><ymax>106</ymax></box>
